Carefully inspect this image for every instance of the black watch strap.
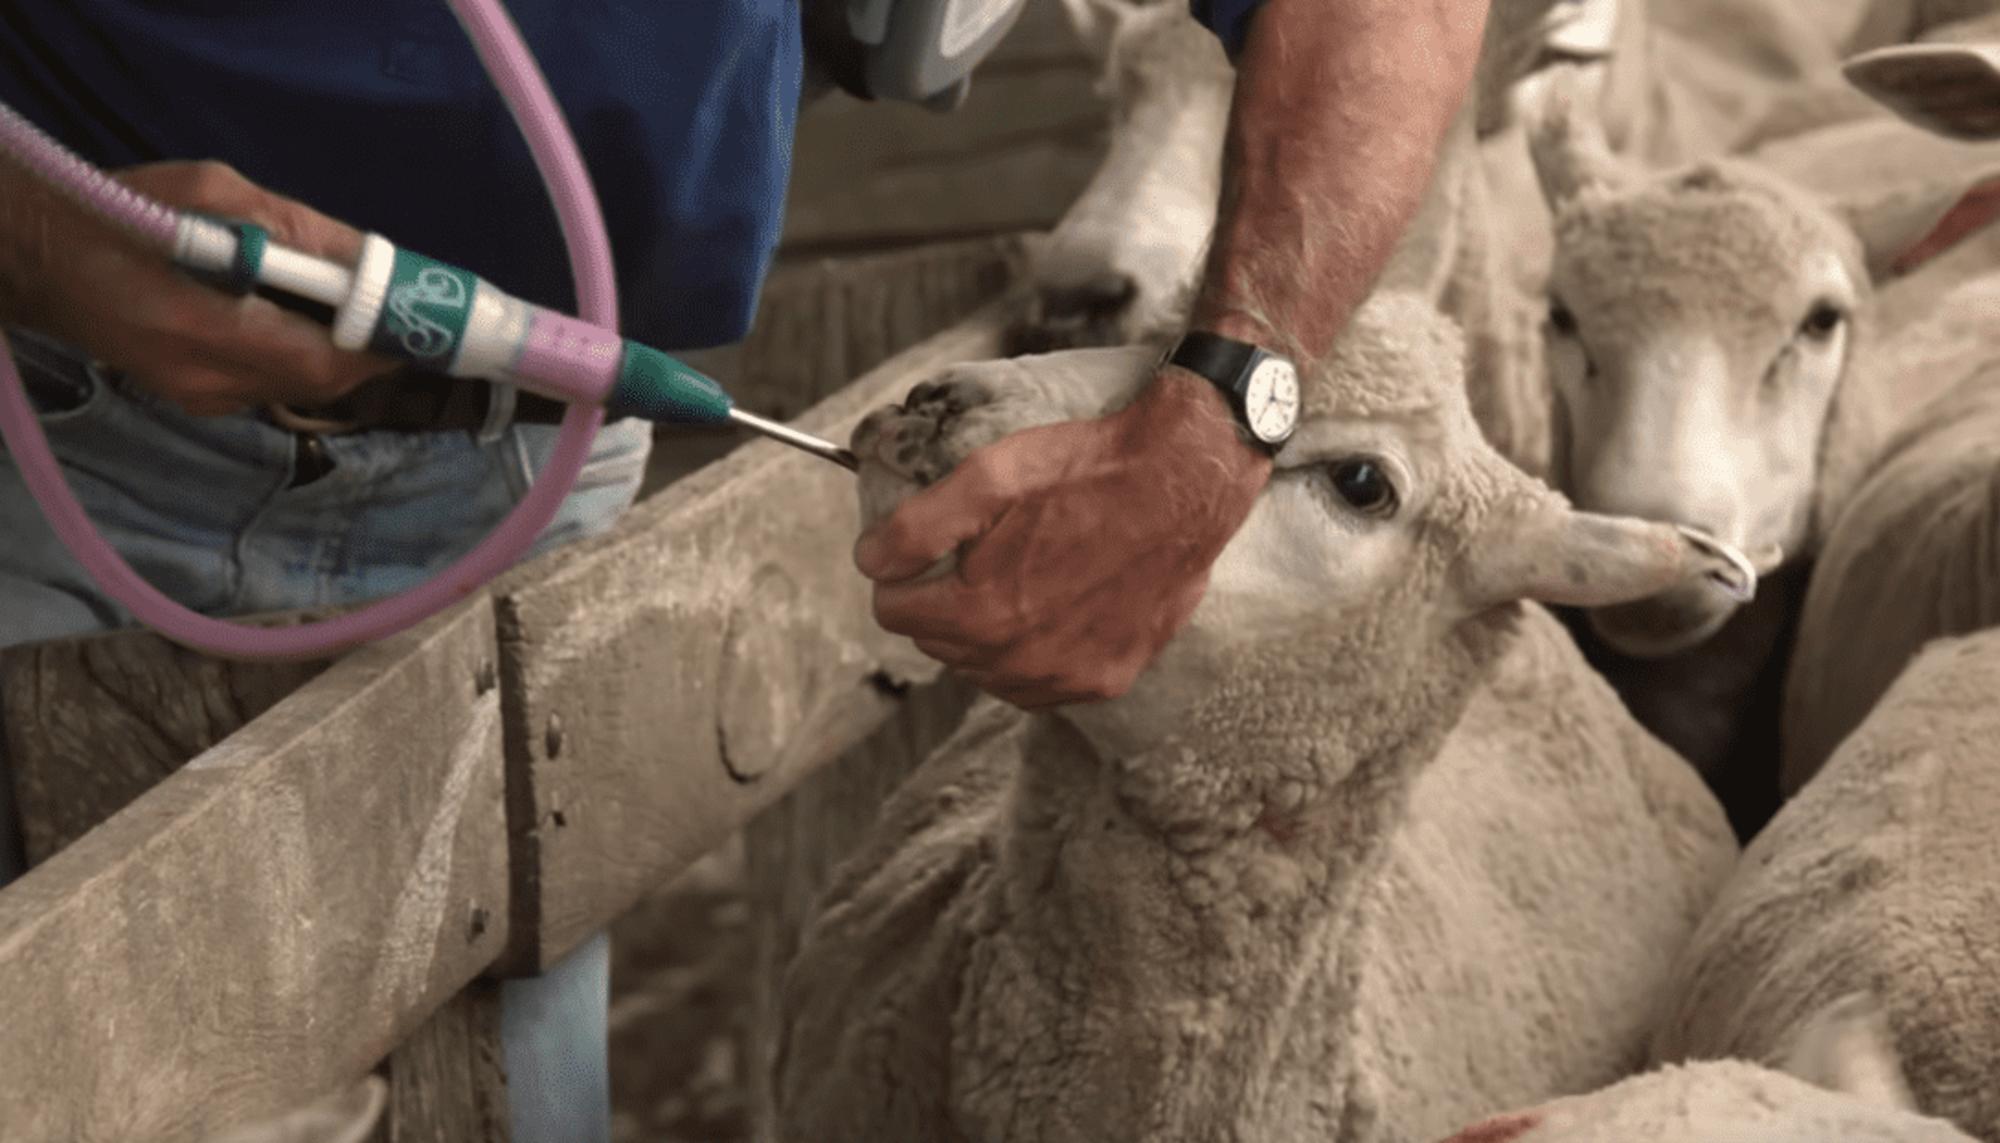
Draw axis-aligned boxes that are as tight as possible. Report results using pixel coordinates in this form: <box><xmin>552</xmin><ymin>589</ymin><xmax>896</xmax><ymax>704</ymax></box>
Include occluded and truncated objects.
<box><xmin>1166</xmin><ymin>331</ymin><xmax>1259</xmax><ymax>396</ymax></box>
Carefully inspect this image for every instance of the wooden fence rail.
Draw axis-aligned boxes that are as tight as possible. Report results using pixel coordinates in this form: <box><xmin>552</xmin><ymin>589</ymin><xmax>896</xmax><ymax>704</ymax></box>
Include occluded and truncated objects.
<box><xmin>0</xmin><ymin>301</ymin><xmax>1009</xmax><ymax>1142</ymax></box>
<box><xmin>0</xmin><ymin>602</ymin><xmax>509</xmax><ymax>1142</ymax></box>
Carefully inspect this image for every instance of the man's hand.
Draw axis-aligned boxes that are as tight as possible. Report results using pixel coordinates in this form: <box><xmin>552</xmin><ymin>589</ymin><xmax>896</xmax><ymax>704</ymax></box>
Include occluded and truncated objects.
<box><xmin>855</xmin><ymin>367</ymin><xmax>1270</xmax><ymax>709</ymax></box>
<box><xmin>0</xmin><ymin>157</ymin><xmax>391</xmax><ymax>415</ymax></box>
<box><xmin>854</xmin><ymin>0</ymin><xmax>1489</xmax><ymax>708</ymax></box>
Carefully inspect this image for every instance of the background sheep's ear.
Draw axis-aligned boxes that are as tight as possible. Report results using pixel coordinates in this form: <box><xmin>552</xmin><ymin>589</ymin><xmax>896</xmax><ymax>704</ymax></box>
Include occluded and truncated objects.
<box><xmin>1540</xmin><ymin>0</ymin><xmax>1620</xmax><ymax>58</ymax></box>
<box><xmin>1522</xmin><ymin>64</ymin><xmax>1629</xmax><ymax>209</ymax></box>
<box><xmin>1780</xmin><ymin>993</ymin><xmax>1920</xmax><ymax>1111</ymax></box>
<box><xmin>1456</xmin><ymin>492</ymin><xmax>1755</xmax><ymax>613</ymax></box>
<box><xmin>1056</xmin><ymin>0</ymin><xmax>1148</xmax><ymax>61</ymax></box>
<box><xmin>1834</xmin><ymin>165</ymin><xmax>2000</xmax><ymax>280</ymax></box>
<box><xmin>200</xmin><ymin>1076</ymin><xmax>388</xmax><ymax>1143</ymax></box>
<box><xmin>1843</xmin><ymin>43</ymin><xmax>2000</xmax><ymax>143</ymax></box>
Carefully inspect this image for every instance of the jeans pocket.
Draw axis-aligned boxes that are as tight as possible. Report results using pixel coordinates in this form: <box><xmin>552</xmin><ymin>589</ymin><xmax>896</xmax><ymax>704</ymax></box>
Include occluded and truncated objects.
<box><xmin>502</xmin><ymin>420</ymin><xmax>652</xmax><ymax>502</ymax></box>
<box><xmin>5</xmin><ymin>329</ymin><xmax>111</xmax><ymax>428</ymax></box>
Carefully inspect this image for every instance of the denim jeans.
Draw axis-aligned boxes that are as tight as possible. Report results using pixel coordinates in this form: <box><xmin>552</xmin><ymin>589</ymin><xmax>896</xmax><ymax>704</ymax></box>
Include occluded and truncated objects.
<box><xmin>0</xmin><ymin>328</ymin><xmax>652</xmax><ymax>1143</ymax></box>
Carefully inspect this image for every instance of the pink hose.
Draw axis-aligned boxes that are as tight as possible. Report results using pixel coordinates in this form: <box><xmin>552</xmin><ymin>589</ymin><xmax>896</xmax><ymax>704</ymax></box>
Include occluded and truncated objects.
<box><xmin>0</xmin><ymin>0</ymin><xmax>614</xmax><ymax>661</ymax></box>
<box><xmin>0</xmin><ymin>102</ymin><xmax>180</xmax><ymax>250</ymax></box>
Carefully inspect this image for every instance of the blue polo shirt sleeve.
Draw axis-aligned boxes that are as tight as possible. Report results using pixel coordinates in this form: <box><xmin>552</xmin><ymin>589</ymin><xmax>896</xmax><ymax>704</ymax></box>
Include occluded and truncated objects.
<box><xmin>1189</xmin><ymin>0</ymin><xmax>1270</xmax><ymax>57</ymax></box>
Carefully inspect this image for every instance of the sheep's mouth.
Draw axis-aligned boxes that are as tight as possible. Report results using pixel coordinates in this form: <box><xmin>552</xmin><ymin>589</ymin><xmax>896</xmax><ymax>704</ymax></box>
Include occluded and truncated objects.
<box><xmin>1586</xmin><ymin>579</ymin><xmax>1744</xmax><ymax>658</ymax></box>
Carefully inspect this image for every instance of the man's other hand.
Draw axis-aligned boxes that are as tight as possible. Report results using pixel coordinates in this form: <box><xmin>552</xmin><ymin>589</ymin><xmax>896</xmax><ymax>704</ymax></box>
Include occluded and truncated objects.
<box><xmin>0</xmin><ymin>158</ymin><xmax>393</xmax><ymax>415</ymax></box>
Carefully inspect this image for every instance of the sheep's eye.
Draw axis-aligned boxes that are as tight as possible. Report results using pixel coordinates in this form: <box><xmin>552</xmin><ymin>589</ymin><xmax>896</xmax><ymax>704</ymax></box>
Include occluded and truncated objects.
<box><xmin>1799</xmin><ymin>302</ymin><xmax>1845</xmax><ymax>339</ymax></box>
<box><xmin>1329</xmin><ymin>458</ymin><xmax>1399</xmax><ymax>519</ymax></box>
<box><xmin>1548</xmin><ymin>298</ymin><xmax>1579</xmax><ymax>337</ymax></box>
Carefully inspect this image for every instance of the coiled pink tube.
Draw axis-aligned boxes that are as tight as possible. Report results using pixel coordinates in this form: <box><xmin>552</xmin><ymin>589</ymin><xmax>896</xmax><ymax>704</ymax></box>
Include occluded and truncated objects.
<box><xmin>0</xmin><ymin>0</ymin><xmax>615</xmax><ymax>661</ymax></box>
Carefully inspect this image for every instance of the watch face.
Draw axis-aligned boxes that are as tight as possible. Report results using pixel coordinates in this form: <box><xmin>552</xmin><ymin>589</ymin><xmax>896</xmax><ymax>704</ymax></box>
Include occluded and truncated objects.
<box><xmin>1243</xmin><ymin>357</ymin><xmax>1300</xmax><ymax>444</ymax></box>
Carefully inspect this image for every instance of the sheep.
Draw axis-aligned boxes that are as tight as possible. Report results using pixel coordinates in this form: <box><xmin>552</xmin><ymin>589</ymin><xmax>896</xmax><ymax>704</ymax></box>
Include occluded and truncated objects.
<box><xmin>1517</xmin><ymin>67</ymin><xmax>2000</xmax><ymax>837</ymax></box>
<box><xmin>1435</xmin><ymin>995</ymin><xmax>1978</xmax><ymax>1142</ymax></box>
<box><xmin>1008</xmin><ymin>0</ymin><xmax>1591</xmax><ymax>476</ymax></box>
<box><xmin>1746</xmin><ymin>122</ymin><xmax>2000</xmax><ymax>303</ymax></box>
<box><xmin>1006</xmin><ymin>0</ymin><xmax>1860</xmax><ymax>484</ymax></box>
<box><xmin>1651</xmin><ymin>627</ymin><xmax>2000</xmax><ymax>1140</ymax></box>
<box><xmin>774</xmin><ymin>292</ymin><xmax>1746</xmax><ymax>1143</ymax></box>
<box><xmin>1781</xmin><ymin>360</ymin><xmax>2000</xmax><ymax>787</ymax></box>
<box><xmin>199</xmin><ymin>1077</ymin><xmax>386</xmax><ymax>1143</ymax></box>
<box><xmin>1780</xmin><ymin>40</ymin><xmax>2000</xmax><ymax>787</ymax></box>
<box><xmin>1005</xmin><ymin>0</ymin><xmax>1232</xmax><ymax>357</ymax></box>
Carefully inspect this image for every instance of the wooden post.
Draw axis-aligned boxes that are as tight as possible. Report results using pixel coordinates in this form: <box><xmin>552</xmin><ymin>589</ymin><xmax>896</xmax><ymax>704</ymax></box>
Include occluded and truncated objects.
<box><xmin>370</xmin><ymin>981</ymin><xmax>511</xmax><ymax>1143</ymax></box>
<box><xmin>491</xmin><ymin>309</ymin><xmax>1007</xmax><ymax>977</ymax></box>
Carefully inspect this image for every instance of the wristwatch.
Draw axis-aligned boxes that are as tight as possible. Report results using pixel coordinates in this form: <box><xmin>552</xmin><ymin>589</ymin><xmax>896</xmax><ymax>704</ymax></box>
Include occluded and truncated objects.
<box><xmin>1164</xmin><ymin>330</ymin><xmax>1301</xmax><ymax>450</ymax></box>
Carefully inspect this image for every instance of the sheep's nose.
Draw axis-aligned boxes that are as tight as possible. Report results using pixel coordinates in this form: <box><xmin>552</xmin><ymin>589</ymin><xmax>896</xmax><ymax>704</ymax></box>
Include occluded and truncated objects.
<box><xmin>1005</xmin><ymin>270</ymin><xmax>1140</xmax><ymax>355</ymax></box>
<box><xmin>1040</xmin><ymin>271</ymin><xmax>1137</xmax><ymax>321</ymax></box>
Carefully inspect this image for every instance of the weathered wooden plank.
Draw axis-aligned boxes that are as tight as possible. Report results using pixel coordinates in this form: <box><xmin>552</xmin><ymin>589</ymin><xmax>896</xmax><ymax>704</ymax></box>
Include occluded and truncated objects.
<box><xmin>780</xmin><ymin>0</ymin><xmax>1107</xmax><ymax>250</ymax></box>
<box><xmin>0</xmin><ymin>600</ymin><xmax>510</xmax><ymax>1143</ymax></box>
<box><xmin>2</xmin><ymin>614</ymin><xmax>506</xmax><ymax>1142</ymax></box>
<box><xmin>0</xmin><ymin>634</ymin><xmax>329</xmax><ymax>864</ymax></box>
<box><xmin>369</xmin><ymin>983</ymin><xmax>510</xmax><ymax>1143</ymax></box>
<box><xmin>492</xmin><ymin>307</ymin><xmax>1009</xmax><ymax>975</ymax></box>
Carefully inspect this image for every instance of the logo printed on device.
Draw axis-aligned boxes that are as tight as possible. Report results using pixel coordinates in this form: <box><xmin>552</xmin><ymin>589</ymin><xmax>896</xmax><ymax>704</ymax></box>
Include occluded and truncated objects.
<box><xmin>385</xmin><ymin>266</ymin><xmax>470</xmax><ymax>359</ymax></box>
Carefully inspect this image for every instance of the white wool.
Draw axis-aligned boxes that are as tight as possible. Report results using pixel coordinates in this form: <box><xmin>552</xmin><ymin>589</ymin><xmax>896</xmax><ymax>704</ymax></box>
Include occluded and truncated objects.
<box><xmin>1435</xmin><ymin>1058</ymin><xmax>1973</xmax><ymax>1142</ymax></box>
<box><xmin>1657</xmin><ymin>629</ymin><xmax>2000</xmax><ymax>1139</ymax></box>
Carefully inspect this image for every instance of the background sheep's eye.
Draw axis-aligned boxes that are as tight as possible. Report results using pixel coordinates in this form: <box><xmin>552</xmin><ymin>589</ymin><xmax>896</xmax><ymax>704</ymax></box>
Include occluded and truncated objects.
<box><xmin>1330</xmin><ymin>459</ymin><xmax>1399</xmax><ymax>518</ymax></box>
<box><xmin>1548</xmin><ymin>299</ymin><xmax>1578</xmax><ymax>336</ymax></box>
<box><xmin>1800</xmin><ymin>302</ymin><xmax>1845</xmax><ymax>339</ymax></box>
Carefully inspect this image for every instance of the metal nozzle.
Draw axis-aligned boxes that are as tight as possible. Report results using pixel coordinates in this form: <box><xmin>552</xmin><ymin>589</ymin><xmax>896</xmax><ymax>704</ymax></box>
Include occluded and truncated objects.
<box><xmin>728</xmin><ymin>407</ymin><xmax>858</xmax><ymax>472</ymax></box>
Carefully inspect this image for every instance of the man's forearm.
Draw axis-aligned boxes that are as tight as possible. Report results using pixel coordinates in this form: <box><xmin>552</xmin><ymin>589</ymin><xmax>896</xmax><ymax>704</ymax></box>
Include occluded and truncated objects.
<box><xmin>1189</xmin><ymin>0</ymin><xmax>1491</xmax><ymax>364</ymax></box>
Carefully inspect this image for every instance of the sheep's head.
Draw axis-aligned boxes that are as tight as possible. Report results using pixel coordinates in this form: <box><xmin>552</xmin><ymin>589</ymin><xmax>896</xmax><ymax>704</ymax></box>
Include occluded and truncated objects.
<box><xmin>856</xmin><ymin>293</ymin><xmax>1754</xmax><ymax>759</ymax></box>
<box><xmin>1004</xmin><ymin>1</ymin><xmax>1233</xmax><ymax>356</ymax></box>
<box><xmin>1525</xmin><ymin>70</ymin><xmax>2000</xmax><ymax>657</ymax></box>
<box><xmin>1433</xmin><ymin>994</ymin><xmax>1972</xmax><ymax>1142</ymax></box>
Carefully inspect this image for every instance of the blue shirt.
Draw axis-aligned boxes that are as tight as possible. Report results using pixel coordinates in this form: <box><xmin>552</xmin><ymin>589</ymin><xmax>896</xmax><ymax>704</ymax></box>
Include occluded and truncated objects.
<box><xmin>0</xmin><ymin>1</ymin><xmax>802</xmax><ymax>351</ymax></box>
<box><xmin>1189</xmin><ymin>0</ymin><xmax>1266</xmax><ymax>57</ymax></box>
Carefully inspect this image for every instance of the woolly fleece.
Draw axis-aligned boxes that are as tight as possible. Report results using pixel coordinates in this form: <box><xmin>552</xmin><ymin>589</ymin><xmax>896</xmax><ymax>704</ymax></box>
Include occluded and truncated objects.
<box><xmin>1437</xmin><ymin>1059</ymin><xmax>1975</xmax><ymax>1143</ymax></box>
<box><xmin>776</xmin><ymin>295</ymin><xmax>1739</xmax><ymax>1142</ymax></box>
<box><xmin>1782</xmin><ymin>358</ymin><xmax>2000</xmax><ymax>789</ymax></box>
<box><xmin>1654</xmin><ymin>628</ymin><xmax>2000</xmax><ymax>1140</ymax></box>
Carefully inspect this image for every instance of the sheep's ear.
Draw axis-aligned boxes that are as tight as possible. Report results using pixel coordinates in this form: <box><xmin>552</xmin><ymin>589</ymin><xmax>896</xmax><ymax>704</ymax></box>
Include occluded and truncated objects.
<box><xmin>1523</xmin><ymin>63</ymin><xmax>1631</xmax><ymax>209</ymax></box>
<box><xmin>1843</xmin><ymin>43</ymin><xmax>2000</xmax><ymax>142</ymax></box>
<box><xmin>201</xmin><ymin>1077</ymin><xmax>388</xmax><ymax>1143</ymax></box>
<box><xmin>1540</xmin><ymin>0</ymin><xmax>1621</xmax><ymax>58</ymax></box>
<box><xmin>1457</xmin><ymin>490</ymin><xmax>1756</xmax><ymax>613</ymax></box>
<box><xmin>1835</xmin><ymin>165</ymin><xmax>2000</xmax><ymax>280</ymax></box>
<box><xmin>1056</xmin><ymin>0</ymin><xmax>1146</xmax><ymax>60</ymax></box>
<box><xmin>1781</xmin><ymin>993</ymin><xmax>1920</xmax><ymax>1111</ymax></box>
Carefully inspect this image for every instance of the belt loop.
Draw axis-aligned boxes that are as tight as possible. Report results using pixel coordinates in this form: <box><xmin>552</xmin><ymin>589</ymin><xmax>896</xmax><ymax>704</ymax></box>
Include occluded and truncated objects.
<box><xmin>478</xmin><ymin>382</ymin><xmax>518</xmax><ymax>443</ymax></box>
